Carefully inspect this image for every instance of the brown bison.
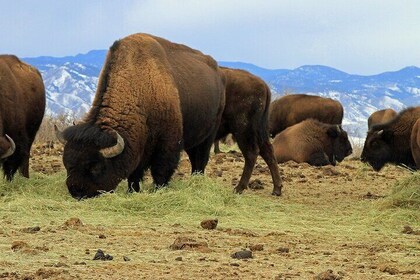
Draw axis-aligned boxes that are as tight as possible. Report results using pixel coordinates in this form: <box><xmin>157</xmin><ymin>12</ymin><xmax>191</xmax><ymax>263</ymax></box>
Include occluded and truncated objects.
<box><xmin>269</xmin><ymin>94</ymin><xmax>343</xmax><ymax>137</ymax></box>
<box><xmin>410</xmin><ymin>118</ymin><xmax>420</xmax><ymax>169</ymax></box>
<box><xmin>56</xmin><ymin>33</ymin><xmax>225</xmax><ymax>199</ymax></box>
<box><xmin>361</xmin><ymin>107</ymin><xmax>420</xmax><ymax>171</ymax></box>
<box><xmin>272</xmin><ymin>119</ymin><xmax>352</xmax><ymax>166</ymax></box>
<box><xmin>215</xmin><ymin>67</ymin><xmax>283</xmax><ymax>195</ymax></box>
<box><xmin>0</xmin><ymin>55</ymin><xmax>45</xmax><ymax>180</ymax></box>
<box><xmin>367</xmin><ymin>108</ymin><xmax>397</xmax><ymax>129</ymax></box>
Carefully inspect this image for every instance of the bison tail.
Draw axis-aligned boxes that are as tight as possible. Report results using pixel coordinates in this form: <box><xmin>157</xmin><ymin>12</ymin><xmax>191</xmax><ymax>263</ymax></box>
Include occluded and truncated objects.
<box><xmin>258</xmin><ymin>85</ymin><xmax>272</xmax><ymax>144</ymax></box>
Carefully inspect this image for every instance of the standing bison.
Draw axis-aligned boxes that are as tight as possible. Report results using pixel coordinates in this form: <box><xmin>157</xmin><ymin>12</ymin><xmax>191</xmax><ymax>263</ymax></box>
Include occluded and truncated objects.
<box><xmin>215</xmin><ymin>67</ymin><xmax>282</xmax><ymax>195</ymax></box>
<box><xmin>361</xmin><ymin>107</ymin><xmax>420</xmax><ymax>171</ymax></box>
<box><xmin>56</xmin><ymin>33</ymin><xmax>225</xmax><ymax>199</ymax></box>
<box><xmin>269</xmin><ymin>94</ymin><xmax>343</xmax><ymax>137</ymax></box>
<box><xmin>272</xmin><ymin>119</ymin><xmax>352</xmax><ymax>166</ymax></box>
<box><xmin>367</xmin><ymin>108</ymin><xmax>397</xmax><ymax>129</ymax></box>
<box><xmin>0</xmin><ymin>55</ymin><xmax>45</xmax><ymax>180</ymax></box>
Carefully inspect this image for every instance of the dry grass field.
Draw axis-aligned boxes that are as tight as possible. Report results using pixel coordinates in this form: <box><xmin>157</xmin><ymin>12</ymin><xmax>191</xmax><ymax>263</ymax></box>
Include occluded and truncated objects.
<box><xmin>0</xmin><ymin>142</ymin><xmax>419</xmax><ymax>279</ymax></box>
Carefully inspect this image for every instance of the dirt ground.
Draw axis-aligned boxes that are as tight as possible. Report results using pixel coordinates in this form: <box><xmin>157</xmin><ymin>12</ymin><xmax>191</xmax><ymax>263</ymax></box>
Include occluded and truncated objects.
<box><xmin>0</xmin><ymin>142</ymin><xmax>419</xmax><ymax>279</ymax></box>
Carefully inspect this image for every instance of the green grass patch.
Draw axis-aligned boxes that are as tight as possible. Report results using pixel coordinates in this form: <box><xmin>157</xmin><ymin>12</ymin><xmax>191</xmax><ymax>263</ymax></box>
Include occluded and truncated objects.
<box><xmin>0</xmin><ymin>170</ymin><xmax>418</xmax><ymax>236</ymax></box>
<box><xmin>0</xmin><ymin>172</ymin><xmax>286</xmax><ymax>229</ymax></box>
<box><xmin>380</xmin><ymin>172</ymin><xmax>420</xmax><ymax>210</ymax></box>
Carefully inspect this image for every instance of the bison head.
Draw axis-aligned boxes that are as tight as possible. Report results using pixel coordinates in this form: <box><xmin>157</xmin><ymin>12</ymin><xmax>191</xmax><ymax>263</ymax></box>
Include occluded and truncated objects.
<box><xmin>361</xmin><ymin>129</ymin><xmax>393</xmax><ymax>171</ymax></box>
<box><xmin>328</xmin><ymin>125</ymin><xmax>353</xmax><ymax>162</ymax></box>
<box><xmin>55</xmin><ymin>123</ymin><xmax>126</xmax><ymax>199</ymax></box>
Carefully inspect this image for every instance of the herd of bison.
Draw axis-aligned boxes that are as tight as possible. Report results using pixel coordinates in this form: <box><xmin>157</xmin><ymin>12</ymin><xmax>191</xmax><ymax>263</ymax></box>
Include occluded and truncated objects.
<box><xmin>1</xmin><ymin>32</ymin><xmax>420</xmax><ymax>200</ymax></box>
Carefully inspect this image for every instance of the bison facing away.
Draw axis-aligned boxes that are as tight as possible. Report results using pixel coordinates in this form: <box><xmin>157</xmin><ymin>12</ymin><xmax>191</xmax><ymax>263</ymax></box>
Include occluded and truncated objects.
<box><xmin>367</xmin><ymin>108</ymin><xmax>397</xmax><ymax>130</ymax></box>
<box><xmin>272</xmin><ymin>119</ymin><xmax>352</xmax><ymax>166</ymax></box>
<box><xmin>361</xmin><ymin>107</ymin><xmax>420</xmax><ymax>171</ymax></box>
<box><xmin>269</xmin><ymin>94</ymin><xmax>343</xmax><ymax>137</ymax></box>
<box><xmin>0</xmin><ymin>55</ymin><xmax>46</xmax><ymax>180</ymax></box>
<box><xmin>215</xmin><ymin>67</ymin><xmax>283</xmax><ymax>195</ymax></box>
<box><xmin>57</xmin><ymin>33</ymin><xmax>225</xmax><ymax>199</ymax></box>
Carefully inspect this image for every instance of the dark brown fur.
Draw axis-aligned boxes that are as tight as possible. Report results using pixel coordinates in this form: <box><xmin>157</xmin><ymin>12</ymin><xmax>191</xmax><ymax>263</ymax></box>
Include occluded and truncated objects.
<box><xmin>215</xmin><ymin>67</ymin><xmax>283</xmax><ymax>195</ymax></box>
<box><xmin>361</xmin><ymin>107</ymin><xmax>420</xmax><ymax>171</ymax></box>
<box><xmin>410</xmin><ymin>119</ymin><xmax>420</xmax><ymax>169</ymax></box>
<box><xmin>272</xmin><ymin>119</ymin><xmax>352</xmax><ymax>166</ymax></box>
<box><xmin>367</xmin><ymin>108</ymin><xmax>397</xmax><ymax>129</ymax></box>
<box><xmin>0</xmin><ymin>55</ymin><xmax>46</xmax><ymax>180</ymax></box>
<box><xmin>269</xmin><ymin>94</ymin><xmax>343</xmax><ymax>137</ymax></box>
<box><xmin>61</xmin><ymin>33</ymin><xmax>225</xmax><ymax>198</ymax></box>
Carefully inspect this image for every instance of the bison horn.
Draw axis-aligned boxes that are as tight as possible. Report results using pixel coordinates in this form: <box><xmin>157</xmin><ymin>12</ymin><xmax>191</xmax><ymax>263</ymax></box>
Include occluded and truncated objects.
<box><xmin>99</xmin><ymin>130</ymin><xmax>125</xmax><ymax>158</ymax></box>
<box><xmin>54</xmin><ymin>125</ymin><xmax>67</xmax><ymax>145</ymax></box>
<box><xmin>377</xmin><ymin>130</ymin><xmax>384</xmax><ymax>136</ymax></box>
<box><xmin>336</xmin><ymin>125</ymin><xmax>341</xmax><ymax>133</ymax></box>
<box><xmin>1</xmin><ymin>134</ymin><xmax>16</xmax><ymax>159</ymax></box>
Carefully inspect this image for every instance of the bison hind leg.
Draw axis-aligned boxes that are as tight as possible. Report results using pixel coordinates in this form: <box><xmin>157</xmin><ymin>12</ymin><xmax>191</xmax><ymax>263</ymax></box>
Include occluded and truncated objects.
<box><xmin>259</xmin><ymin>141</ymin><xmax>283</xmax><ymax>196</ymax></box>
<box><xmin>307</xmin><ymin>152</ymin><xmax>330</xmax><ymax>166</ymax></box>
<box><xmin>232</xmin><ymin>136</ymin><xmax>259</xmax><ymax>194</ymax></box>
<box><xmin>185</xmin><ymin>136</ymin><xmax>215</xmax><ymax>174</ymax></box>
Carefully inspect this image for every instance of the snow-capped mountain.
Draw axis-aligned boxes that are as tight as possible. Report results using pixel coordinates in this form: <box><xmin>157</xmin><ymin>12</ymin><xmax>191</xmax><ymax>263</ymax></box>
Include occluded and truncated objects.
<box><xmin>220</xmin><ymin>62</ymin><xmax>420</xmax><ymax>138</ymax></box>
<box><xmin>23</xmin><ymin>50</ymin><xmax>105</xmax><ymax>117</ymax></box>
<box><xmin>22</xmin><ymin>51</ymin><xmax>420</xmax><ymax>138</ymax></box>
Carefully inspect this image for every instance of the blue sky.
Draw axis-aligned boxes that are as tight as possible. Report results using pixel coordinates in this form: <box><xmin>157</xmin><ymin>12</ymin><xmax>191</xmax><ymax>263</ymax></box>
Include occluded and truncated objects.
<box><xmin>1</xmin><ymin>0</ymin><xmax>419</xmax><ymax>74</ymax></box>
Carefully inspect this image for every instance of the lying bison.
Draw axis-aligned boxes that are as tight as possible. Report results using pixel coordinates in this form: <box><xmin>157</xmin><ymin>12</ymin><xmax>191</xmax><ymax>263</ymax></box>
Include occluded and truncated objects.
<box><xmin>0</xmin><ymin>55</ymin><xmax>45</xmax><ymax>180</ymax></box>
<box><xmin>269</xmin><ymin>94</ymin><xmax>343</xmax><ymax>137</ymax></box>
<box><xmin>272</xmin><ymin>119</ymin><xmax>352</xmax><ymax>166</ymax></box>
<box><xmin>215</xmin><ymin>67</ymin><xmax>282</xmax><ymax>195</ymax></box>
<box><xmin>361</xmin><ymin>107</ymin><xmax>420</xmax><ymax>171</ymax></box>
<box><xmin>367</xmin><ymin>108</ymin><xmax>397</xmax><ymax>129</ymax></box>
<box><xmin>56</xmin><ymin>33</ymin><xmax>225</xmax><ymax>199</ymax></box>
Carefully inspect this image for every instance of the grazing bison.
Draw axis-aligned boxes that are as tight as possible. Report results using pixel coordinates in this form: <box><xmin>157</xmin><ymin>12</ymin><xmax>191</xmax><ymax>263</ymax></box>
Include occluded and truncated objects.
<box><xmin>361</xmin><ymin>107</ymin><xmax>420</xmax><ymax>171</ymax></box>
<box><xmin>272</xmin><ymin>119</ymin><xmax>352</xmax><ymax>166</ymax></box>
<box><xmin>0</xmin><ymin>55</ymin><xmax>45</xmax><ymax>180</ymax></box>
<box><xmin>269</xmin><ymin>94</ymin><xmax>343</xmax><ymax>137</ymax></box>
<box><xmin>56</xmin><ymin>33</ymin><xmax>225</xmax><ymax>199</ymax></box>
<box><xmin>215</xmin><ymin>67</ymin><xmax>283</xmax><ymax>195</ymax></box>
<box><xmin>367</xmin><ymin>108</ymin><xmax>397</xmax><ymax>129</ymax></box>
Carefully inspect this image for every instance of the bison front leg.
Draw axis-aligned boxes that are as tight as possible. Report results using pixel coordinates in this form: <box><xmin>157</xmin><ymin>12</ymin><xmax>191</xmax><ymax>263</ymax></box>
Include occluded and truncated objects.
<box><xmin>127</xmin><ymin>165</ymin><xmax>146</xmax><ymax>193</ymax></box>
<box><xmin>150</xmin><ymin>138</ymin><xmax>181</xmax><ymax>188</ymax></box>
<box><xmin>307</xmin><ymin>152</ymin><xmax>331</xmax><ymax>166</ymax></box>
<box><xmin>2</xmin><ymin>156</ymin><xmax>21</xmax><ymax>181</ymax></box>
<box><xmin>259</xmin><ymin>141</ymin><xmax>283</xmax><ymax>196</ymax></box>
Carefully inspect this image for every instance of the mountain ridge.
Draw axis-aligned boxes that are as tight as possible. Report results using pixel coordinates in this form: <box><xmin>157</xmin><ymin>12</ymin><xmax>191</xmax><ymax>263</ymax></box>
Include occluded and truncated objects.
<box><xmin>21</xmin><ymin>51</ymin><xmax>420</xmax><ymax>138</ymax></box>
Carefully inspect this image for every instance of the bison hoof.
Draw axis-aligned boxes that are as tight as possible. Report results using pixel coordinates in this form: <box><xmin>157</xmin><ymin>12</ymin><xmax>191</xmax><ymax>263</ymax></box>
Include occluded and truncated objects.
<box><xmin>233</xmin><ymin>187</ymin><xmax>245</xmax><ymax>194</ymax></box>
<box><xmin>271</xmin><ymin>189</ymin><xmax>282</xmax><ymax>196</ymax></box>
